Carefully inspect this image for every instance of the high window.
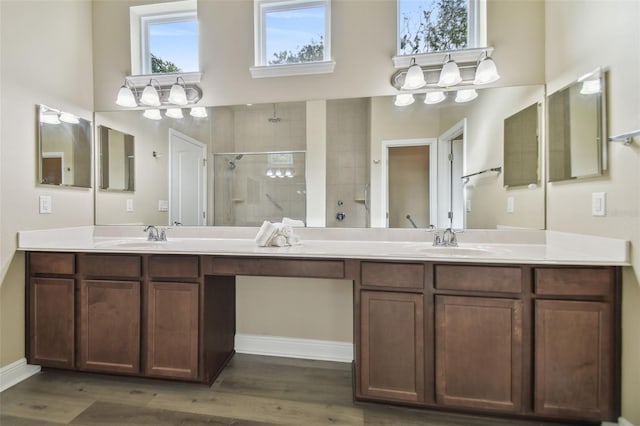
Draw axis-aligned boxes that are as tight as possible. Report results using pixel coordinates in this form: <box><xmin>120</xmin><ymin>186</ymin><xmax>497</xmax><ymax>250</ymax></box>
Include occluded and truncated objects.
<box><xmin>398</xmin><ymin>0</ymin><xmax>484</xmax><ymax>56</ymax></box>
<box><xmin>252</xmin><ymin>0</ymin><xmax>334</xmax><ymax>78</ymax></box>
<box><xmin>130</xmin><ymin>0</ymin><xmax>199</xmax><ymax>75</ymax></box>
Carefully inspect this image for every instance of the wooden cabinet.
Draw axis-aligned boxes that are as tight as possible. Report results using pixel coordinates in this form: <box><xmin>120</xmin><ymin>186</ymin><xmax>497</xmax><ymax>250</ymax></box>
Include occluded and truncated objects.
<box><xmin>360</xmin><ymin>290</ymin><xmax>424</xmax><ymax>403</ymax></box>
<box><xmin>78</xmin><ymin>279</ymin><xmax>140</xmax><ymax>374</ymax></box>
<box><xmin>435</xmin><ymin>295</ymin><xmax>522</xmax><ymax>412</ymax></box>
<box><xmin>28</xmin><ymin>277</ymin><xmax>75</xmax><ymax>368</ymax></box>
<box><xmin>145</xmin><ymin>281</ymin><xmax>199</xmax><ymax>379</ymax></box>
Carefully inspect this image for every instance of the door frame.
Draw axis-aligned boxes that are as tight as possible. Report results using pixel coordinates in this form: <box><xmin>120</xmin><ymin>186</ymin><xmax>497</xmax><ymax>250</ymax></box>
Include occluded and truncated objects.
<box><xmin>168</xmin><ymin>129</ymin><xmax>207</xmax><ymax>226</ymax></box>
<box><xmin>437</xmin><ymin>119</ymin><xmax>467</xmax><ymax>229</ymax></box>
<box><xmin>379</xmin><ymin>138</ymin><xmax>437</xmax><ymax>228</ymax></box>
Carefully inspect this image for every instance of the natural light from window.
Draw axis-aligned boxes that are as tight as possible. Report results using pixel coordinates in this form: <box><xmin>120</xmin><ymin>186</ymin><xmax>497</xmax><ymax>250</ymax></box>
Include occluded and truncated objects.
<box><xmin>398</xmin><ymin>0</ymin><xmax>474</xmax><ymax>56</ymax></box>
<box><xmin>265</xmin><ymin>6</ymin><xmax>325</xmax><ymax>65</ymax></box>
<box><xmin>148</xmin><ymin>19</ymin><xmax>199</xmax><ymax>73</ymax></box>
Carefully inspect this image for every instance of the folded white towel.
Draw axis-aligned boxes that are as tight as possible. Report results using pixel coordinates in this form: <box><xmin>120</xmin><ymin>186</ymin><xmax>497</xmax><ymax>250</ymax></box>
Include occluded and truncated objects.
<box><xmin>270</xmin><ymin>235</ymin><xmax>287</xmax><ymax>247</ymax></box>
<box><xmin>255</xmin><ymin>221</ymin><xmax>278</xmax><ymax>247</ymax></box>
<box><xmin>286</xmin><ymin>234</ymin><xmax>301</xmax><ymax>246</ymax></box>
<box><xmin>282</xmin><ymin>217</ymin><xmax>305</xmax><ymax>227</ymax></box>
<box><xmin>274</xmin><ymin>223</ymin><xmax>294</xmax><ymax>238</ymax></box>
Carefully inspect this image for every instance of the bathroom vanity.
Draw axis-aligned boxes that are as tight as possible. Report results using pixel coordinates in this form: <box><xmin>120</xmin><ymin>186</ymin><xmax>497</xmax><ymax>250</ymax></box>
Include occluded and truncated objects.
<box><xmin>20</xmin><ymin>227</ymin><xmax>627</xmax><ymax>424</ymax></box>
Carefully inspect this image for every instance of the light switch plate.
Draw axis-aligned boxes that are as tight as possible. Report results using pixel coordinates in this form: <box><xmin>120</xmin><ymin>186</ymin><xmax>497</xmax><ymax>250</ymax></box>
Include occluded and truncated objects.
<box><xmin>592</xmin><ymin>192</ymin><xmax>606</xmax><ymax>216</ymax></box>
<box><xmin>126</xmin><ymin>199</ymin><xmax>134</xmax><ymax>212</ymax></box>
<box><xmin>506</xmin><ymin>196</ymin><xmax>514</xmax><ymax>214</ymax></box>
<box><xmin>39</xmin><ymin>195</ymin><xmax>52</xmax><ymax>214</ymax></box>
<box><xmin>158</xmin><ymin>200</ymin><xmax>169</xmax><ymax>212</ymax></box>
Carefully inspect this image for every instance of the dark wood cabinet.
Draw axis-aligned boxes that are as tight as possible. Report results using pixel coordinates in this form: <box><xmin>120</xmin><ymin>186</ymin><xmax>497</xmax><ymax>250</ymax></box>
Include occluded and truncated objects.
<box><xmin>360</xmin><ymin>290</ymin><xmax>424</xmax><ymax>403</ymax></box>
<box><xmin>145</xmin><ymin>281</ymin><xmax>199</xmax><ymax>379</ymax></box>
<box><xmin>28</xmin><ymin>277</ymin><xmax>75</xmax><ymax>368</ymax></box>
<box><xmin>78</xmin><ymin>279</ymin><xmax>140</xmax><ymax>374</ymax></box>
<box><xmin>534</xmin><ymin>299</ymin><xmax>613</xmax><ymax>420</ymax></box>
<box><xmin>435</xmin><ymin>295</ymin><xmax>523</xmax><ymax>412</ymax></box>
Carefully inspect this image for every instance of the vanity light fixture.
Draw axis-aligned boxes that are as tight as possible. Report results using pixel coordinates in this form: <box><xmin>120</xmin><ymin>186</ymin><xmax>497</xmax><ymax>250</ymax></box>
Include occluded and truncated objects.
<box><xmin>455</xmin><ymin>89</ymin><xmax>478</xmax><ymax>103</ymax></box>
<box><xmin>401</xmin><ymin>57</ymin><xmax>426</xmax><ymax>90</ymax></box>
<box><xmin>394</xmin><ymin>93</ymin><xmax>415</xmax><ymax>107</ymax></box>
<box><xmin>473</xmin><ymin>51</ymin><xmax>500</xmax><ymax>85</ymax></box>
<box><xmin>580</xmin><ymin>79</ymin><xmax>601</xmax><ymax>95</ymax></box>
<box><xmin>116</xmin><ymin>80</ymin><xmax>138</xmax><ymax>107</ymax></box>
<box><xmin>59</xmin><ymin>112</ymin><xmax>80</xmax><ymax>124</ymax></box>
<box><xmin>266</xmin><ymin>168</ymin><xmax>275</xmax><ymax>178</ymax></box>
<box><xmin>39</xmin><ymin>107</ymin><xmax>61</xmax><ymax>125</ymax></box>
<box><xmin>437</xmin><ymin>54</ymin><xmax>462</xmax><ymax>87</ymax></box>
<box><xmin>424</xmin><ymin>91</ymin><xmax>446</xmax><ymax>105</ymax></box>
<box><xmin>190</xmin><ymin>107</ymin><xmax>208</xmax><ymax>118</ymax></box>
<box><xmin>140</xmin><ymin>79</ymin><xmax>162</xmax><ymax>107</ymax></box>
<box><xmin>168</xmin><ymin>77</ymin><xmax>188</xmax><ymax>106</ymax></box>
<box><xmin>165</xmin><ymin>108</ymin><xmax>184</xmax><ymax>119</ymax></box>
<box><xmin>143</xmin><ymin>108</ymin><xmax>162</xmax><ymax>120</ymax></box>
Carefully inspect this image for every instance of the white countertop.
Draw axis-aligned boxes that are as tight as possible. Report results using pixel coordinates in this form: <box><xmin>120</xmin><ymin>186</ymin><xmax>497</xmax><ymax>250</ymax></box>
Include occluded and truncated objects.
<box><xmin>16</xmin><ymin>226</ymin><xmax>630</xmax><ymax>266</ymax></box>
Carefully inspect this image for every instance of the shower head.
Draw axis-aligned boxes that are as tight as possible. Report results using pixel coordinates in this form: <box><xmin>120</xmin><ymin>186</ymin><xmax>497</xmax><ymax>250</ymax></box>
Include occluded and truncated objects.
<box><xmin>268</xmin><ymin>103</ymin><xmax>281</xmax><ymax>123</ymax></box>
<box><xmin>228</xmin><ymin>154</ymin><xmax>243</xmax><ymax>170</ymax></box>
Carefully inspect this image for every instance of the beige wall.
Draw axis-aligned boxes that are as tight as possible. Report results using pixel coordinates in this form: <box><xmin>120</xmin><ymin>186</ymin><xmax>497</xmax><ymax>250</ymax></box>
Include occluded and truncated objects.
<box><xmin>0</xmin><ymin>0</ymin><xmax>94</xmax><ymax>365</ymax></box>
<box><xmin>545</xmin><ymin>0</ymin><xmax>640</xmax><ymax>423</ymax></box>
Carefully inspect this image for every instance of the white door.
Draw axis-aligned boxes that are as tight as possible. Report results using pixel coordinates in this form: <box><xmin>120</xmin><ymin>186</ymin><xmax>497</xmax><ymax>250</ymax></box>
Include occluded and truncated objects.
<box><xmin>169</xmin><ymin>129</ymin><xmax>207</xmax><ymax>226</ymax></box>
<box><xmin>437</xmin><ymin>121</ymin><xmax>466</xmax><ymax>229</ymax></box>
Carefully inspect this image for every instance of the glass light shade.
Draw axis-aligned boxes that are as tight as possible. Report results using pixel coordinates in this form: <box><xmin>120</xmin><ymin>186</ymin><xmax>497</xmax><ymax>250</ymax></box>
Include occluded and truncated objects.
<box><xmin>140</xmin><ymin>84</ymin><xmax>161</xmax><ymax>106</ymax></box>
<box><xmin>580</xmin><ymin>79</ymin><xmax>601</xmax><ymax>95</ymax></box>
<box><xmin>266</xmin><ymin>169</ymin><xmax>274</xmax><ymax>177</ymax></box>
<box><xmin>394</xmin><ymin>93</ymin><xmax>415</xmax><ymax>107</ymax></box>
<box><xmin>285</xmin><ymin>168</ymin><xmax>294</xmax><ymax>178</ymax></box>
<box><xmin>143</xmin><ymin>109</ymin><xmax>162</xmax><ymax>120</ymax></box>
<box><xmin>455</xmin><ymin>89</ymin><xmax>478</xmax><ymax>103</ymax></box>
<box><xmin>473</xmin><ymin>56</ymin><xmax>500</xmax><ymax>85</ymax></box>
<box><xmin>424</xmin><ymin>91</ymin><xmax>446</xmax><ymax>105</ymax></box>
<box><xmin>59</xmin><ymin>112</ymin><xmax>80</xmax><ymax>124</ymax></box>
<box><xmin>275</xmin><ymin>169</ymin><xmax>284</xmax><ymax>178</ymax></box>
<box><xmin>437</xmin><ymin>58</ymin><xmax>462</xmax><ymax>87</ymax></box>
<box><xmin>165</xmin><ymin>108</ymin><xmax>184</xmax><ymax>119</ymax></box>
<box><xmin>116</xmin><ymin>85</ymin><xmax>138</xmax><ymax>107</ymax></box>
<box><xmin>168</xmin><ymin>82</ymin><xmax>188</xmax><ymax>105</ymax></box>
<box><xmin>401</xmin><ymin>63</ymin><xmax>426</xmax><ymax>90</ymax></box>
<box><xmin>190</xmin><ymin>107</ymin><xmax>208</xmax><ymax>118</ymax></box>
<box><xmin>40</xmin><ymin>112</ymin><xmax>60</xmax><ymax>125</ymax></box>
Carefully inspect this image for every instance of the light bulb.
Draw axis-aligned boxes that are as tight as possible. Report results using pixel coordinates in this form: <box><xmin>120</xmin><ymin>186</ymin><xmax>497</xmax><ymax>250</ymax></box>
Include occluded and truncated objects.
<box><xmin>190</xmin><ymin>107</ymin><xmax>208</xmax><ymax>118</ymax></box>
<box><xmin>455</xmin><ymin>89</ymin><xmax>478</xmax><ymax>103</ymax></box>
<box><xmin>116</xmin><ymin>84</ymin><xmax>137</xmax><ymax>107</ymax></box>
<box><xmin>143</xmin><ymin>109</ymin><xmax>162</xmax><ymax>120</ymax></box>
<box><xmin>438</xmin><ymin>56</ymin><xmax>462</xmax><ymax>87</ymax></box>
<box><xmin>394</xmin><ymin>93</ymin><xmax>415</xmax><ymax>107</ymax></box>
<box><xmin>424</xmin><ymin>91</ymin><xmax>446</xmax><ymax>105</ymax></box>
<box><xmin>140</xmin><ymin>82</ymin><xmax>161</xmax><ymax>106</ymax></box>
<box><xmin>401</xmin><ymin>59</ymin><xmax>426</xmax><ymax>90</ymax></box>
<box><xmin>165</xmin><ymin>108</ymin><xmax>184</xmax><ymax>119</ymax></box>
<box><xmin>473</xmin><ymin>54</ymin><xmax>500</xmax><ymax>85</ymax></box>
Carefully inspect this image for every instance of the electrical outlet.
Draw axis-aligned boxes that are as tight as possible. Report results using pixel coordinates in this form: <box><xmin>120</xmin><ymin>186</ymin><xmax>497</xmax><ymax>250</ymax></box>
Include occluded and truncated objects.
<box><xmin>126</xmin><ymin>199</ymin><xmax>134</xmax><ymax>212</ymax></box>
<box><xmin>592</xmin><ymin>192</ymin><xmax>606</xmax><ymax>216</ymax></box>
<box><xmin>506</xmin><ymin>196</ymin><xmax>514</xmax><ymax>214</ymax></box>
<box><xmin>39</xmin><ymin>195</ymin><xmax>52</xmax><ymax>214</ymax></box>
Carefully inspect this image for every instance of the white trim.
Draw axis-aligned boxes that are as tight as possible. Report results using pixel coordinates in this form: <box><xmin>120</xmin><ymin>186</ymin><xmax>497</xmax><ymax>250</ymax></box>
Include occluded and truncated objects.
<box><xmin>618</xmin><ymin>418</ymin><xmax>636</xmax><ymax>426</ymax></box>
<box><xmin>392</xmin><ymin>47</ymin><xmax>493</xmax><ymax>68</ymax></box>
<box><xmin>379</xmin><ymin>138</ymin><xmax>438</xmax><ymax>228</ymax></box>
<box><xmin>437</xmin><ymin>119</ymin><xmax>467</xmax><ymax>229</ymax></box>
<box><xmin>235</xmin><ymin>334</ymin><xmax>353</xmax><ymax>363</ymax></box>
<box><xmin>0</xmin><ymin>358</ymin><xmax>41</xmax><ymax>392</ymax></box>
<box><xmin>250</xmin><ymin>60</ymin><xmax>336</xmax><ymax>79</ymax></box>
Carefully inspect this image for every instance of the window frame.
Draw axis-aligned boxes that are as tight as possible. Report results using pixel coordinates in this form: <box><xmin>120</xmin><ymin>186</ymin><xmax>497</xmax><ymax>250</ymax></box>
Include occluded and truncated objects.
<box><xmin>251</xmin><ymin>0</ymin><xmax>335</xmax><ymax>78</ymax></box>
<box><xmin>130</xmin><ymin>0</ymin><xmax>199</xmax><ymax>76</ymax></box>
<box><xmin>395</xmin><ymin>0</ymin><xmax>486</xmax><ymax>64</ymax></box>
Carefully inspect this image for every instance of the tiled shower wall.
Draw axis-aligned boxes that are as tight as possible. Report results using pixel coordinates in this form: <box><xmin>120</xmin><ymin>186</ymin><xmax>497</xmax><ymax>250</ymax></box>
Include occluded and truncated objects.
<box><xmin>326</xmin><ymin>98</ymin><xmax>370</xmax><ymax>228</ymax></box>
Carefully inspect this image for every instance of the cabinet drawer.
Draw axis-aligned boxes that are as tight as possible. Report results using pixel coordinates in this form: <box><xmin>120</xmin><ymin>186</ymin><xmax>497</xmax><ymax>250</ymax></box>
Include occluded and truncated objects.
<box><xmin>361</xmin><ymin>262</ymin><xmax>424</xmax><ymax>289</ymax></box>
<box><xmin>535</xmin><ymin>268</ymin><xmax>612</xmax><ymax>297</ymax></box>
<box><xmin>149</xmin><ymin>255</ymin><xmax>199</xmax><ymax>279</ymax></box>
<box><xmin>29</xmin><ymin>252</ymin><xmax>75</xmax><ymax>275</ymax></box>
<box><xmin>435</xmin><ymin>265</ymin><xmax>521</xmax><ymax>293</ymax></box>
<box><xmin>79</xmin><ymin>254</ymin><xmax>141</xmax><ymax>278</ymax></box>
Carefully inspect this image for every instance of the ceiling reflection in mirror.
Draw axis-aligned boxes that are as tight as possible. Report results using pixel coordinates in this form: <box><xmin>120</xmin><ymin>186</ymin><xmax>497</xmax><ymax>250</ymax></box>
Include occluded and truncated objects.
<box><xmin>94</xmin><ymin>85</ymin><xmax>546</xmax><ymax>230</ymax></box>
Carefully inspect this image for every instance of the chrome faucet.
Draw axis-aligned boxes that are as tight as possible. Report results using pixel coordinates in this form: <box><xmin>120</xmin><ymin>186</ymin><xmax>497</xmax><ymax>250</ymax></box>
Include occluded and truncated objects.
<box><xmin>428</xmin><ymin>226</ymin><xmax>459</xmax><ymax>247</ymax></box>
<box><xmin>144</xmin><ymin>225</ymin><xmax>167</xmax><ymax>241</ymax></box>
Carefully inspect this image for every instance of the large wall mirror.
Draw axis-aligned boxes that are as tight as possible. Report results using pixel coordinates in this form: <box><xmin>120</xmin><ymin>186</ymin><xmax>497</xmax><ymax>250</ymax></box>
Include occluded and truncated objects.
<box><xmin>547</xmin><ymin>68</ymin><xmax>606</xmax><ymax>182</ymax></box>
<box><xmin>38</xmin><ymin>104</ymin><xmax>92</xmax><ymax>188</ymax></box>
<box><xmin>94</xmin><ymin>84</ymin><xmax>546</xmax><ymax>230</ymax></box>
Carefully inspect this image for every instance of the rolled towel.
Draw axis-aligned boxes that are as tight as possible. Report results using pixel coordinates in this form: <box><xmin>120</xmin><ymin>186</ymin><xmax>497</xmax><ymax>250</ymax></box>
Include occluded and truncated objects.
<box><xmin>286</xmin><ymin>234</ymin><xmax>301</xmax><ymax>246</ymax></box>
<box><xmin>269</xmin><ymin>234</ymin><xmax>288</xmax><ymax>247</ymax></box>
<box><xmin>282</xmin><ymin>217</ymin><xmax>305</xmax><ymax>227</ymax></box>
<box><xmin>255</xmin><ymin>221</ymin><xmax>278</xmax><ymax>247</ymax></box>
<box><xmin>274</xmin><ymin>223</ymin><xmax>294</xmax><ymax>238</ymax></box>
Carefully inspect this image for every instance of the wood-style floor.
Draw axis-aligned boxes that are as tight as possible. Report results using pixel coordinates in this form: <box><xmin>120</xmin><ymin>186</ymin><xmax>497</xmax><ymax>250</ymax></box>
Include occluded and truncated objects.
<box><xmin>1</xmin><ymin>354</ymin><xmax>567</xmax><ymax>425</ymax></box>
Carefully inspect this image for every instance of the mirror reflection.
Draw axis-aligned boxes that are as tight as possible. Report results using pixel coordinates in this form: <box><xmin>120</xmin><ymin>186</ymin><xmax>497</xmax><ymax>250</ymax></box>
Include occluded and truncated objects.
<box><xmin>98</xmin><ymin>126</ymin><xmax>135</xmax><ymax>191</ymax></box>
<box><xmin>548</xmin><ymin>68</ymin><xmax>606</xmax><ymax>182</ymax></box>
<box><xmin>38</xmin><ymin>104</ymin><xmax>92</xmax><ymax>188</ymax></box>
<box><xmin>94</xmin><ymin>85</ymin><xmax>546</xmax><ymax>230</ymax></box>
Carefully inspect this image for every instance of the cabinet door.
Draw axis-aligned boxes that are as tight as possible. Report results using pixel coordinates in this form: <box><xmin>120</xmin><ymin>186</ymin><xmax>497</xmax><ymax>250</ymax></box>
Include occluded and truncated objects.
<box><xmin>360</xmin><ymin>291</ymin><xmax>424</xmax><ymax>403</ymax></box>
<box><xmin>535</xmin><ymin>300</ymin><xmax>612</xmax><ymax>420</ymax></box>
<box><xmin>435</xmin><ymin>295</ymin><xmax>522</xmax><ymax>412</ymax></box>
<box><xmin>145</xmin><ymin>281</ymin><xmax>199</xmax><ymax>379</ymax></box>
<box><xmin>78</xmin><ymin>280</ymin><xmax>140</xmax><ymax>374</ymax></box>
<box><xmin>28</xmin><ymin>278</ymin><xmax>75</xmax><ymax>368</ymax></box>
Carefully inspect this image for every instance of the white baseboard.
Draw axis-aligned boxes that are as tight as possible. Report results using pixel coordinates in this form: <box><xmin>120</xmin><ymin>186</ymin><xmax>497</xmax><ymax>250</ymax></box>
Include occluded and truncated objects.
<box><xmin>602</xmin><ymin>418</ymin><xmax>635</xmax><ymax>426</ymax></box>
<box><xmin>0</xmin><ymin>358</ymin><xmax>41</xmax><ymax>392</ymax></box>
<box><xmin>234</xmin><ymin>334</ymin><xmax>353</xmax><ymax>363</ymax></box>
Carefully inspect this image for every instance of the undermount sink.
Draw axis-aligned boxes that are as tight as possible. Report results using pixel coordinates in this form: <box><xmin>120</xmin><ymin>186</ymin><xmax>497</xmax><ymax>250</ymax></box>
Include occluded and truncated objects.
<box><xmin>94</xmin><ymin>239</ymin><xmax>168</xmax><ymax>249</ymax></box>
<box><xmin>415</xmin><ymin>246</ymin><xmax>491</xmax><ymax>257</ymax></box>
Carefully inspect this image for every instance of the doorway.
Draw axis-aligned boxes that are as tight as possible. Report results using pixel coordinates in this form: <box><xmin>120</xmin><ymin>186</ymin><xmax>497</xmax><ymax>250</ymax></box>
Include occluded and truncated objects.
<box><xmin>41</xmin><ymin>152</ymin><xmax>64</xmax><ymax>185</ymax></box>
<box><xmin>169</xmin><ymin>129</ymin><xmax>207</xmax><ymax>226</ymax></box>
<box><xmin>437</xmin><ymin>120</ymin><xmax>466</xmax><ymax>229</ymax></box>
